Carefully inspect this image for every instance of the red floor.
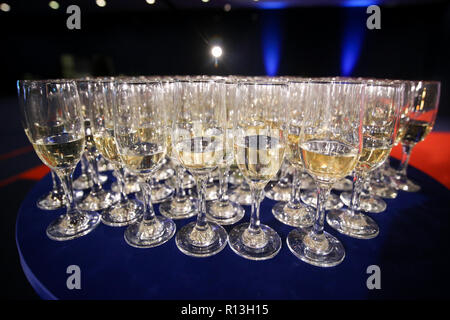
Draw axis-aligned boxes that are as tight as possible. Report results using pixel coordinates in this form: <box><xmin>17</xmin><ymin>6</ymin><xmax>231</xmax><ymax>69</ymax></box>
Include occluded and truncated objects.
<box><xmin>390</xmin><ymin>132</ymin><xmax>450</xmax><ymax>189</ymax></box>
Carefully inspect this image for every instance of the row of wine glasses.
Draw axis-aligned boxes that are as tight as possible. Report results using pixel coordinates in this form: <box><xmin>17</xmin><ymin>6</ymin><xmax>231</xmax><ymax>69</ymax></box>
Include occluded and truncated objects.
<box><xmin>18</xmin><ymin>75</ymin><xmax>440</xmax><ymax>267</ymax></box>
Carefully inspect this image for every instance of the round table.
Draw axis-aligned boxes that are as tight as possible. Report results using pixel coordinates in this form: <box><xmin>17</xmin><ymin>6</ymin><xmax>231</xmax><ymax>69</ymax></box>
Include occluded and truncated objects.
<box><xmin>16</xmin><ymin>161</ymin><xmax>450</xmax><ymax>299</ymax></box>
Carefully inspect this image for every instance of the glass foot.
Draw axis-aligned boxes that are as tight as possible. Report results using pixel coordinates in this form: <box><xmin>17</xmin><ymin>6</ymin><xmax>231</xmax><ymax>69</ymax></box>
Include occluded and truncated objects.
<box><xmin>340</xmin><ymin>192</ymin><xmax>386</xmax><ymax>213</ymax></box>
<box><xmin>73</xmin><ymin>173</ymin><xmax>108</xmax><ymax>190</ymax></box>
<box><xmin>77</xmin><ymin>189</ymin><xmax>118</xmax><ymax>211</ymax></box>
<box><xmin>149</xmin><ymin>183</ymin><xmax>174</xmax><ymax>204</ymax></box>
<box><xmin>228</xmin><ymin>187</ymin><xmax>253</xmax><ymax>206</ymax></box>
<box><xmin>175</xmin><ymin>221</ymin><xmax>228</xmax><ymax>257</ymax></box>
<box><xmin>155</xmin><ymin>167</ymin><xmax>175</xmax><ymax>182</ymax></box>
<box><xmin>369</xmin><ymin>183</ymin><xmax>398</xmax><ymax>199</ymax></box>
<box><xmin>111</xmin><ymin>180</ymin><xmax>141</xmax><ymax>194</ymax></box>
<box><xmin>272</xmin><ymin>201</ymin><xmax>314</xmax><ymax>227</ymax></box>
<box><xmin>205</xmin><ymin>200</ymin><xmax>245</xmax><ymax>225</ymax></box>
<box><xmin>229</xmin><ymin>171</ymin><xmax>244</xmax><ymax>186</ymax></box>
<box><xmin>392</xmin><ymin>176</ymin><xmax>421</xmax><ymax>192</ymax></box>
<box><xmin>124</xmin><ymin>216</ymin><xmax>176</xmax><ymax>248</ymax></box>
<box><xmin>229</xmin><ymin>223</ymin><xmax>281</xmax><ymax>261</ymax></box>
<box><xmin>181</xmin><ymin>174</ymin><xmax>196</xmax><ymax>189</ymax></box>
<box><xmin>287</xmin><ymin>228</ymin><xmax>345</xmax><ymax>267</ymax></box>
<box><xmin>159</xmin><ymin>196</ymin><xmax>198</xmax><ymax>220</ymax></box>
<box><xmin>37</xmin><ymin>191</ymin><xmax>65</xmax><ymax>210</ymax></box>
<box><xmin>101</xmin><ymin>199</ymin><xmax>143</xmax><ymax>227</ymax></box>
<box><xmin>264</xmin><ymin>182</ymin><xmax>292</xmax><ymax>202</ymax></box>
<box><xmin>205</xmin><ymin>183</ymin><xmax>219</xmax><ymax>201</ymax></box>
<box><xmin>332</xmin><ymin>178</ymin><xmax>353</xmax><ymax>192</ymax></box>
<box><xmin>46</xmin><ymin>211</ymin><xmax>101</xmax><ymax>241</ymax></box>
<box><xmin>301</xmin><ymin>190</ymin><xmax>343</xmax><ymax>210</ymax></box>
<box><xmin>98</xmin><ymin>157</ymin><xmax>114</xmax><ymax>172</ymax></box>
<box><xmin>327</xmin><ymin>209</ymin><xmax>379</xmax><ymax>239</ymax></box>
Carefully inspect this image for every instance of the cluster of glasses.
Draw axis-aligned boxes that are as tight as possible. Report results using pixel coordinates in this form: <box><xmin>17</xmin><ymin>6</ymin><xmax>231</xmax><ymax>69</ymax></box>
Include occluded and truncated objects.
<box><xmin>18</xmin><ymin>75</ymin><xmax>440</xmax><ymax>267</ymax></box>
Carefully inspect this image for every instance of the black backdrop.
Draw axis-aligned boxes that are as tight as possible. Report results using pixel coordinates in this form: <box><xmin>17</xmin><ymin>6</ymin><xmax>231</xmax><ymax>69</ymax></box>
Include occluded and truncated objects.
<box><xmin>1</xmin><ymin>2</ymin><xmax>449</xmax><ymax>118</ymax></box>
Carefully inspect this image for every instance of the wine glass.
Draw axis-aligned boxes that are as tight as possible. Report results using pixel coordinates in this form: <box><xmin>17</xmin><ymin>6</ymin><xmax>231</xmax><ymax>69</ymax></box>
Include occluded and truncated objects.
<box><xmin>89</xmin><ymin>79</ymin><xmax>143</xmax><ymax>227</ymax></box>
<box><xmin>205</xmin><ymin>78</ymin><xmax>245</xmax><ymax>225</ymax></box>
<box><xmin>229</xmin><ymin>81</ymin><xmax>288</xmax><ymax>260</ymax></box>
<box><xmin>76</xmin><ymin>80</ymin><xmax>117</xmax><ymax>211</ymax></box>
<box><xmin>18</xmin><ymin>79</ymin><xmax>100</xmax><ymax>240</ymax></box>
<box><xmin>272</xmin><ymin>79</ymin><xmax>314</xmax><ymax>227</ymax></box>
<box><xmin>327</xmin><ymin>81</ymin><xmax>402</xmax><ymax>239</ymax></box>
<box><xmin>287</xmin><ymin>80</ymin><xmax>365</xmax><ymax>267</ymax></box>
<box><xmin>114</xmin><ymin>79</ymin><xmax>176</xmax><ymax>248</ymax></box>
<box><xmin>171</xmin><ymin>79</ymin><xmax>228</xmax><ymax>257</ymax></box>
<box><xmin>159</xmin><ymin>79</ymin><xmax>199</xmax><ymax>220</ymax></box>
<box><xmin>391</xmin><ymin>80</ymin><xmax>441</xmax><ymax>192</ymax></box>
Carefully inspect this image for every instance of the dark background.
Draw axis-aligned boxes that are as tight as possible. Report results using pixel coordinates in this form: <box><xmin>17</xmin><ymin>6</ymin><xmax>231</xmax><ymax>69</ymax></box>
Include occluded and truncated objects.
<box><xmin>0</xmin><ymin>0</ymin><xmax>449</xmax><ymax>299</ymax></box>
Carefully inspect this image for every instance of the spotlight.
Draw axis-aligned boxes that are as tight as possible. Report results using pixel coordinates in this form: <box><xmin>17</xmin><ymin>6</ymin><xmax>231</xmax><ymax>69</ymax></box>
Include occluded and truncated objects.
<box><xmin>49</xmin><ymin>1</ymin><xmax>59</xmax><ymax>10</ymax></box>
<box><xmin>0</xmin><ymin>2</ymin><xmax>10</xmax><ymax>12</ymax></box>
<box><xmin>146</xmin><ymin>0</ymin><xmax>155</xmax><ymax>4</ymax></box>
<box><xmin>224</xmin><ymin>4</ymin><xmax>231</xmax><ymax>12</ymax></box>
<box><xmin>202</xmin><ymin>0</ymin><xmax>209</xmax><ymax>3</ymax></box>
<box><xmin>96</xmin><ymin>0</ymin><xmax>106</xmax><ymax>7</ymax></box>
<box><xmin>211</xmin><ymin>46</ymin><xmax>223</xmax><ymax>58</ymax></box>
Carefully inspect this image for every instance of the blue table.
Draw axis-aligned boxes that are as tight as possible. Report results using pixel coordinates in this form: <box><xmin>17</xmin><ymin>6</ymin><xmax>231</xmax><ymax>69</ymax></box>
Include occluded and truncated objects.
<box><xmin>16</xmin><ymin>162</ymin><xmax>450</xmax><ymax>299</ymax></box>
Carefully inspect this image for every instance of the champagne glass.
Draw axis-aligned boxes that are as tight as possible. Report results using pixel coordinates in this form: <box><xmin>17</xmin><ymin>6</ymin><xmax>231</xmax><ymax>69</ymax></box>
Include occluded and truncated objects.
<box><xmin>36</xmin><ymin>170</ymin><xmax>66</xmax><ymax>210</ymax></box>
<box><xmin>90</xmin><ymin>79</ymin><xmax>143</xmax><ymax>227</ymax></box>
<box><xmin>159</xmin><ymin>79</ymin><xmax>199</xmax><ymax>220</ymax></box>
<box><xmin>76</xmin><ymin>80</ymin><xmax>117</xmax><ymax>211</ymax></box>
<box><xmin>327</xmin><ymin>81</ymin><xmax>402</xmax><ymax>239</ymax></box>
<box><xmin>114</xmin><ymin>79</ymin><xmax>176</xmax><ymax>248</ymax></box>
<box><xmin>391</xmin><ymin>81</ymin><xmax>441</xmax><ymax>192</ymax></box>
<box><xmin>172</xmin><ymin>79</ymin><xmax>228</xmax><ymax>257</ymax></box>
<box><xmin>18</xmin><ymin>79</ymin><xmax>100</xmax><ymax>240</ymax></box>
<box><xmin>287</xmin><ymin>80</ymin><xmax>365</xmax><ymax>267</ymax></box>
<box><xmin>272</xmin><ymin>79</ymin><xmax>314</xmax><ymax>227</ymax></box>
<box><xmin>229</xmin><ymin>81</ymin><xmax>288</xmax><ymax>260</ymax></box>
<box><xmin>205</xmin><ymin>78</ymin><xmax>245</xmax><ymax>225</ymax></box>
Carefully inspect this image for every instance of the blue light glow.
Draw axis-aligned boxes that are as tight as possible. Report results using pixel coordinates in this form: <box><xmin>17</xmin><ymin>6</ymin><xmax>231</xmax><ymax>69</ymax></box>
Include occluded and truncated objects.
<box><xmin>341</xmin><ymin>0</ymin><xmax>380</xmax><ymax>7</ymax></box>
<box><xmin>258</xmin><ymin>2</ymin><xmax>288</xmax><ymax>10</ymax></box>
<box><xmin>341</xmin><ymin>9</ymin><xmax>366</xmax><ymax>76</ymax></box>
<box><xmin>262</xmin><ymin>13</ymin><xmax>282</xmax><ymax>76</ymax></box>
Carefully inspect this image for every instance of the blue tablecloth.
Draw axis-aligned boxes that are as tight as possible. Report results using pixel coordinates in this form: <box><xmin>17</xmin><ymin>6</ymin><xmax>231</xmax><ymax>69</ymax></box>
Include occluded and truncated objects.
<box><xmin>15</xmin><ymin>161</ymin><xmax>450</xmax><ymax>300</ymax></box>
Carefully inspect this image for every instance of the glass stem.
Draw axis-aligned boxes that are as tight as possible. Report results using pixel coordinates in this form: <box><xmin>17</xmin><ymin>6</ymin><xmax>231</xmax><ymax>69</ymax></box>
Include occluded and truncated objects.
<box><xmin>80</xmin><ymin>153</ymin><xmax>89</xmax><ymax>177</ymax></box>
<box><xmin>397</xmin><ymin>143</ymin><xmax>413</xmax><ymax>177</ymax></box>
<box><xmin>56</xmin><ymin>170</ymin><xmax>80</xmax><ymax>225</ymax></box>
<box><xmin>248</xmin><ymin>185</ymin><xmax>264</xmax><ymax>234</ymax></box>
<box><xmin>141</xmin><ymin>178</ymin><xmax>156</xmax><ymax>222</ymax></box>
<box><xmin>349</xmin><ymin>171</ymin><xmax>365</xmax><ymax>216</ymax></box>
<box><xmin>194</xmin><ymin>175</ymin><xmax>208</xmax><ymax>230</ymax></box>
<box><xmin>175</xmin><ymin>164</ymin><xmax>186</xmax><ymax>199</ymax></box>
<box><xmin>115</xmin><ymin>166</ymin><xmax>128</xmax><ymax>204</ymax></box>
<box><xmin>288</xmin><ymin>167</ymin><xmax>301</xmax><ymax>207</ymax></box>
<box><xmin>87</xmin><ymin>151</ymin><xmax>102</xmax><ymax>193</ymax></box>
<box><xmin>51</xmin><ymin>170</ymin><xmax>63</xmax><ymax>196</ymax></box>
<box><xmin>218</xmin><ymin>166</ymin><xmax>229</xmax><ymax>203</ymax></box>
<box><xmin>312</xmin><ymin>183</ymin><xmax>333</xmax><ymax>237</ymax></box>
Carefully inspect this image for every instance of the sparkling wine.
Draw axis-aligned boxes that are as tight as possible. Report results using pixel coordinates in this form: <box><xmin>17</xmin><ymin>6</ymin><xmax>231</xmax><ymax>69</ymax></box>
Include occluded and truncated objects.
<box><xmin>300</xmin><ymin>139</ymin><xmax>358</xmax><ymax>182</ymax></box>
<box><xmin>401</xmin><ymin>119</ymin><xmax>433</xmax><ymax>145</ymax></box>
<box><xmin>33</xmin><ymin>134</ymin><xmax>85</xmax><ymax>171</ymax></box>
<box><xmin>93</xmin><ymin>129</ymin><xmax>120</xmax><ymax>165</ymax></box>
<box><xmin>394</xmin><ymin>121</ymin><xmax>407</xmax><ymax>146</ymax></box>
<box><xmin>121</xmin><ymin>142</ymin><xmax>165</xmax><ymax>175</ymax></box>
<box><xmin>286</xmin><ymin>133</ymin><xmax>304</xmax><ymax>169</ymax></box>
<box><xmin>234</xmin><ymin>135</ymin><xmax>285</xmax><ymax>188</ymax></box>
<box><xmin>358</xmin><ymin>137</ymin><xmax>391</xmax><ymax>172</ymax></box>
<box><xmin>175</xmin><ymin>136</ymin><xmax>224</xmax><ymax>175</ymax></box>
